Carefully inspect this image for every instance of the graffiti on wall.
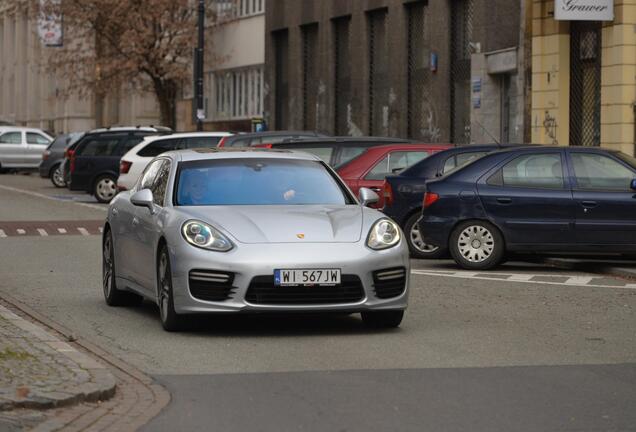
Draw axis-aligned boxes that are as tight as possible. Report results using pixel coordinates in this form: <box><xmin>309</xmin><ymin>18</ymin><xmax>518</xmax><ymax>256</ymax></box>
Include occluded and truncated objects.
<box><xmin>543</xmin><ymin>110</ymin><xmax>559</xmax><ymax>145</ymax></box>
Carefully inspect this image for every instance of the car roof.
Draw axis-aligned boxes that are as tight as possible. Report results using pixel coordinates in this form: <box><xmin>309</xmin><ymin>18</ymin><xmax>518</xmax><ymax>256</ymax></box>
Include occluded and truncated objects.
<box><xmin>0</xmin><ymin>126</ymin><xmax>52</xmax><ymax>134</ymax></box>
<box><xmin>165</xmin><ymin>147</ymin><xmax>322</xmax><ymax>163</ymax></box>
<box><xmin>225</xmin><ymin>131</ymin><xmax>324</xmax><ymax>139</ymax></box>
<box><xmin>142</xmin><ymin>132</ymin><xmax>232</xmax><ymax>143</ymax></box>
<box><xmin>272</xmin><ymin>136</ymin><xmax>415</xmax><ymax>146</ymax></box>
<box><xmin>86</xmin><ymin>126</ymin><xmax>172</xmax><ymax>134</ymax></box>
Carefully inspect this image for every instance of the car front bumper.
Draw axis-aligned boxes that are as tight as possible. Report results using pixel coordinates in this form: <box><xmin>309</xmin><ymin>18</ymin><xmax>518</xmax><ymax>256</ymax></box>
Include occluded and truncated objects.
<box><xmin>168</xmin><ymin>240</ymin><xmax>410</xmax><ymax>314</ymax></box>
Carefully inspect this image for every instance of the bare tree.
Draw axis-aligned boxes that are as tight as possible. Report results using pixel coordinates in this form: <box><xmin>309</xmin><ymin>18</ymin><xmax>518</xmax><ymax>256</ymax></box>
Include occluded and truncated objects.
<box><xmin>35</xmin><ymin>0</ymin><xmax>215</xmax><ymax>129</ymax></box>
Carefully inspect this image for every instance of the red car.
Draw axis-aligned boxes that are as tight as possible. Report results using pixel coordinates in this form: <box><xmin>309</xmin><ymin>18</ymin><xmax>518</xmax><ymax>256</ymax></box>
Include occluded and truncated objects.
<box><xmin>337</xmin><ymin>144</ymin><xmax>452</xmax><ymax>208</ymax></box>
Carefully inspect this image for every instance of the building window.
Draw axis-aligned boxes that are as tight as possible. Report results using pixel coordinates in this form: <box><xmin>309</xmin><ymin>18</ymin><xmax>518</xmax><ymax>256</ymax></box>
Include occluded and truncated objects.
<box><xmin>273</xmin><ymin>29</ymin><xmax>289</xmax><ymax>130</ymax></box>
<box><xmin>215</xmin><ymin>0</ymin><xmax>265</xmax><ymax>22</ymax></box>
<box><xmin>207</xmin><ymin>66</ymin><xmax>264</xmax><ymax>121</ymax></box>
<box><xmin>302</xmin><ymin>23</ymin><xmax>319</xmax><ymax>131</ymax></box>
<box><xmin>450</xmin><ymin>0</ymin><xmax>474</xmax><ymax>145</ymax></box>
<box><xmin>367</xmin><ymin>8</ymin><xmax>389</xmax><ymax>137</ymax></box>
<box><xmin>333</xmin><ymin>16</ymin><xmax>351</xmax><ymax>135</ymax></box>
<box><xmin>406</xmin><ymin>1</ymin><xmax>434</xmax><ymax>141</ymax></box>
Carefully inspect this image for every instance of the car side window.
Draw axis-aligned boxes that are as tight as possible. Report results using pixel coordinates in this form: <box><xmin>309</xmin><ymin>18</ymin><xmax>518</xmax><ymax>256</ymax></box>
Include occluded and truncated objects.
<box><xmin>183</xmin><ymin>136</ymin><xmax>222</xmax><ymax>149</ymax></box>
<box><xmin>389</xmin><ymin>151</ymin><xmax>429</xmax><ymax>174</ymax></box>
<box><xmin>150</xmin><ymin>161</ymin><xmax>171</xmax><ymax>206</ymax></box>
<box><xmin>571</xmin><ymin>153</ymin><xmax>635</xmax><ymax>191</ymax></box>
<box><xmin>365</xmin><ymin>155</ymin><xmax>390</xmax><ymax>180</ymax></box>
<box><xmin>138</xmin><ymin>139</ymin><xmax>180</xmax><ymax>157</ymax></box>
<box><xmin>442</xmin><ymin>156</ymin><xmax>457</xmax><ymax>173</ymax></box>
<box><xmin>455</xmin><ymin>152</ymin><xmax>487</xmax><ymax>169</ymax></box>
<box><xmin>499</xmin><ymin>153</ymin><xmax>564</xmax><ymax>189</ymax></box>
<box><xmin>0</xmin><ymin>132</ymin><xmax>22</xmax><ymax>144</ymax></box>
<box><xmin>227</xmin><ymin>137</ymin><xmax>250</xmax><ymax>147</ymax></box>
<box><xmin>78</xmin><ymin>136</ymin><xmax>123</xmax><ymax>156</ymax></box>
<box><xmin>138</xmin><ymin>159</ymin><xmax>164</xmax><ymax>192</ymax></box>
<box><xmin>338</xmin><ymin>147</ymin><xmax>367</xmax><ymax>167</ymax></box>
<box><xmin>287</xmin><ymin>147</ymin><xmax>333</xmax><ymax>164</ymax></box>
<box><xmin>27</xmin><ymin>133</ymin><xmax>50</xmax><ymax>145</ymax></box>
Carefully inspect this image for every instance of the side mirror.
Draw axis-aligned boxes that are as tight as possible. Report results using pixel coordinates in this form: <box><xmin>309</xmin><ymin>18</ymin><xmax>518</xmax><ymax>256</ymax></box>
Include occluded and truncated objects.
<box><xmin>131</xmin><ymin>189</ymin><xmax>155</xmax><ymax>213</ymax></box>
<box><xmin>359</xmin><ymin>187</ymin><xmax>379</xmax><ymax>207</ymax></box>
<box><xmin>631</xmin><ymin>179</ymin><xmax>636</xmax><ymax>191</ymax></box>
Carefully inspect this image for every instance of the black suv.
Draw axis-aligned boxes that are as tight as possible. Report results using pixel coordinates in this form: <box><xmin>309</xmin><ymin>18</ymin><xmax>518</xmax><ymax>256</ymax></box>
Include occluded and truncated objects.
<box><xmin>69</xmin><ymin>126</ymin><xmax>170</xmax><ymax>203</ymax></box>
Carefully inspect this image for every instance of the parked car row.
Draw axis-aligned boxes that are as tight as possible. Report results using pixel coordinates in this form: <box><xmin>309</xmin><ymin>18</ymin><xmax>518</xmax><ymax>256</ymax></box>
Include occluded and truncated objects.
<box><xmin>398</xmin><ymin>145</ymin><xmax>636</xmax><ymax>270</ymax></box>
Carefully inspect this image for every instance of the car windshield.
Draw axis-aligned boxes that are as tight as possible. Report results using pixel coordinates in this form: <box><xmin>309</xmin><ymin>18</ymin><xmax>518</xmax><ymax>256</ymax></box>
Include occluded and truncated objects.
<box><xmin>176</xmin><ymin>158</ymin><xmax>353</xmax><ymax>206</ymax></box>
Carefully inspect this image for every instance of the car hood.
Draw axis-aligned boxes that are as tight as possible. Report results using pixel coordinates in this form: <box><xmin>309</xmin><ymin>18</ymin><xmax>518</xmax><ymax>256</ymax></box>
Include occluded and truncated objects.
<box><xmin>180</xmin><ymin>205</ymin><xmax>364</xmax><ymax>244</ymax></box>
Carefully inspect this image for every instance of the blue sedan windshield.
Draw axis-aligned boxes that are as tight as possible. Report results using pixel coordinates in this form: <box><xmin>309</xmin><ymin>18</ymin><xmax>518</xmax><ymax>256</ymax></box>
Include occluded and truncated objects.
<box><xmin>176</xmin><ymin>158</ymin><xmax>353</xmax><ymax>206</ymax></box>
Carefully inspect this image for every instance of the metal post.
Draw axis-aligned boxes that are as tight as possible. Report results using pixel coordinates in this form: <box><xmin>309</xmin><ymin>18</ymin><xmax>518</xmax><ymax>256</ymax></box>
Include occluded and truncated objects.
<box><xmin>195</xmin><ymin>0</ymin><xmax>205</xmax><ymax>131</ymax></box>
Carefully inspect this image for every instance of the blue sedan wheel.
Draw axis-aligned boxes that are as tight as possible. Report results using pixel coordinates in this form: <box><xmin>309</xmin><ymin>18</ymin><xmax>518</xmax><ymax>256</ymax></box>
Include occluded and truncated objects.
<box><xmin>450</xmin><ymin>221</ymin><xmax>505</xmax><ymax>270</ymax></box>
<box><xmin>405</xmin><ymin>213</ymin><xmax>445</xmax><ymax>259</ymax></box>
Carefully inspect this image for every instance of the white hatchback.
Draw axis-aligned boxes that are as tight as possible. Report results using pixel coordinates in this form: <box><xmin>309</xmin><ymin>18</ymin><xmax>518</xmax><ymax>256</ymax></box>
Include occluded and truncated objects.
<box><xmin>117</xmin><ymin>132</ymin><xmax>232</xmax><ymax>191</ymax></box>
<box><xmin>0</xmin><ymin>127</ymin><xmax>53</xmax><ymax>170</ymax></box>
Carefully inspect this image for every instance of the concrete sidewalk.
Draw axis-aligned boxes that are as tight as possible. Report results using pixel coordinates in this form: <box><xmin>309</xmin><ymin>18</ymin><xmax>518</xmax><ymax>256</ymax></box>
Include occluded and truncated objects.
<box><xmin>543</xmin><ymin>257</ymin><xmax>636</xmax><ymax>281</ymax></box>
<box><xmin>0</xmin><ymin>304</ymin><xmax>115</xmax><ymax>411</ymax></box>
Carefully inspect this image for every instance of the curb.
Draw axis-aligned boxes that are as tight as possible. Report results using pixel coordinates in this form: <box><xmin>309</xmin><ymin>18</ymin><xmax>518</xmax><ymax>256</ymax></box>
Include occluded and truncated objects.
<box><xmin>0</xmin><ymin>304</ymin><xmax>116</xmax><ymax>411</ymax></box>
<box><xmin>542</xmin><ymin>257</ymin><xmax>636</xmax><ymax>281</ymax></box>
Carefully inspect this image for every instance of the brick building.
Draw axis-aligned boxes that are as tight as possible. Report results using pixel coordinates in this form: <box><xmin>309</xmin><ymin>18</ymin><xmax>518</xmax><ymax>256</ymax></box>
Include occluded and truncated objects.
<box><xmin>264</xmin><ymin>0</ymin><xmax>527</xmax><ymax>144</ymax></box>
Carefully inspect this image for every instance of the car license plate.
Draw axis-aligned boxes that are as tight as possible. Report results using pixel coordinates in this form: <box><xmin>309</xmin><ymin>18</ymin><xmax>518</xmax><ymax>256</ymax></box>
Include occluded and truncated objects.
<box><xmin>274</xmin><ymin>269</ymin><xmax>341</xmax><ymax>286</ymax></box>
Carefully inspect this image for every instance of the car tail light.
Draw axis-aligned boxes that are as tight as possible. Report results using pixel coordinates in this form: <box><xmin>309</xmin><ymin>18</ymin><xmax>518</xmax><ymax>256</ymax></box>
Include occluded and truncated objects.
<box><xmin>217</xmin><ymin>136</ymin><xmax>228</xmax><ymax>147</ymax></box>
<box><xmin>42</xmin><ymin>150</ymin><xmax>51</xmax><ymax>160</ymax></box>
<box><xmin>383</xmin><ymin>181</ymin><xmax>394</xmax><ymax>207</ymax></box>
<box><xmin>423</xmin><ymin>192</ymin><xmax>439</xmax><ymax>209</ymax></box>
<box><xmin>69</xmin><ymin>151</ymin><xmax>76</xmax><ymax>174</ymax></box>
<box><xmin>120</xmin><ymin>160</ymin><xmax>132</xmax><ymax>174</ymax></box>
<box><xmin>253</xmin><ymin>143</ymin><xmax>273</xmax><ymax>149</ymax></box>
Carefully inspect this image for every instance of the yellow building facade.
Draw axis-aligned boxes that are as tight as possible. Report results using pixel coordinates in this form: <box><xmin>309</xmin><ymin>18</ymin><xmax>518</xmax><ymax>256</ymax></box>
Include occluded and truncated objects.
<box><xmin>531</xmin><ymin>0</ymin><xmax>636</xmax><ymax>155</ymax></box>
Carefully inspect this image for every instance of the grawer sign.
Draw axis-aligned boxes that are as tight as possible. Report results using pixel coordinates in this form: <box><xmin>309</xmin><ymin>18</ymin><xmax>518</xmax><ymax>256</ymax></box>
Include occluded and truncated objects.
<box><xmin>555</xmin><ymin>0</ymin><xmax>614</xmax><ymax>21</ymax></box>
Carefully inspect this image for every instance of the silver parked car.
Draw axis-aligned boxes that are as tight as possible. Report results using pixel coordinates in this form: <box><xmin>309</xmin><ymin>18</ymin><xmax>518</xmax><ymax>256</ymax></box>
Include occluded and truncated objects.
<box><xmin>0</xmin><ymin>127</ymin><xmax>53</xmax><ymax>170</ymax></box>
<box><xmin>103</xmin><ymin>148</ymin><xmax>410</xmax><ymax>331</ymax></box>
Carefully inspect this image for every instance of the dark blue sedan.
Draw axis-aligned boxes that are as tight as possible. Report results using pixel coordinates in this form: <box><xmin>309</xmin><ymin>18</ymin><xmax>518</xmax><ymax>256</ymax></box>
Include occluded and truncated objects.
<box><xmin>419</xmin><ymin>146</ymin><xmax>636</xmax><ymax>270</ymax></box>
<box><xmin>383</xmin><ymin>144</ymin><xmax>512</xmax><ymax>258</ymax></box>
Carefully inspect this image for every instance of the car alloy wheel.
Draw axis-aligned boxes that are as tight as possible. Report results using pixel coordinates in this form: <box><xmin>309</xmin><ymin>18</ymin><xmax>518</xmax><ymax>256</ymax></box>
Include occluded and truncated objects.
<box><xmin>51</xmin><ymin>165</ymin><xmax>66</xmax><ymax>188</ymax></box>
<box><xmin>95</xmin><ymin>176</ymin><xmax>117</xmax><ymax>203</ymax></box>
<box><xmin>157</xmin><ymin>247</ymin><xmax>182</xmax><ymax>331</ymax></box>
<box><xmin>103</xmin><ymin>234</ymin><xmax>114</xmax><ymax>300</ymax></box>
<box><xmin>457</xmin><ymin>225</ymin><xmax>495</xmax><ymax>263</ymax></box>
<box><xmin>404</xmin><ymin>213</ymin><xmax>444</xmax><ymax>259</ymax></box>
<box><xmin>410</xmin><ymin>222</ymin><xmax>439</xmax><ymax>253</ymax></box>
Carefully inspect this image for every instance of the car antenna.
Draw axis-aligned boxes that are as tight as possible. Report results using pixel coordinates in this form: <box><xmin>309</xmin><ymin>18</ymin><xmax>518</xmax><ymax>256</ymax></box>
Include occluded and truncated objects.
<box><xmin>471</xmin><ymin>119</ymin><xmax>501</xmax><ymax>146</ymax></box>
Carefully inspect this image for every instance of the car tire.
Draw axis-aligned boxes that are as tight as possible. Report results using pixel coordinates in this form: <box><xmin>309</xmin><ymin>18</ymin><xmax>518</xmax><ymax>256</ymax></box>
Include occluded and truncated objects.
<box><xmin>50</xmin><ymin>164</ymin><xmax>66</xmax><ymax>188</ymax></box>
<box><xmin>157</xmin><ymin>245</ymin><xmax>182</xmax><ymax>332</ymax></box>
<box><xmin>94</xmin><ymin>175</ymin><xmax>117</xmax><ymax>203</ymax></box>
<box><xmin>449</xmin><ymin>220</ymin><xmax>505</xmax><ymax>270</ymax></box>
<box><xmin>103</xmin><ymin>230</ymin><xmax>143</xmax><ymax>307</ymax></box>
<box><xmin>404</xmin><ymin>213</ymin><xmax>446</xmax><ymax>259</ymax></box>
<box><xmin>361</xmin><ymin>310</ymin><xmax>404</xmax><ymax>329</ymax></box>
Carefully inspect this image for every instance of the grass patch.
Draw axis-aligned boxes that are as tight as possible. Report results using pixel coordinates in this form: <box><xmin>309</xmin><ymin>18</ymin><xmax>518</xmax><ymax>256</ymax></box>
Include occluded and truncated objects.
<box><xmin>0</xmin><ymin>348</ymin><xmax>33</xmax><ymax>361</ymax></box>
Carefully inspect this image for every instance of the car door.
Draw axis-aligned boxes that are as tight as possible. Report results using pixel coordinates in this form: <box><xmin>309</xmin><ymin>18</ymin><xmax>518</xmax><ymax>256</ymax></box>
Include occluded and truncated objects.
<box><xmin>25</xmin><ymin>132</ymin><xmax>51</xmax><ymax>167</ymax></box>
<box><xmin>477</xmin><ymin>150</ymin><xmax>576</xmax><ymax>248</ymax></box>
<box><xmin>73</xmin><ymin>134</ymin><xmax>125</xmax><ymax>189</ymax></box>
<box><xmin>132</xmin><ymin>159</ymin><xmax>169</xmax><ymax>291</ymax></box>
<box><xmin>568</xmin><ymin>150</ymin><xmax>636</xmax><ymax>247</ymax></box>
<box><xmin>0</xmin><ymin>132</ymin><xmax>25</xmax><ymax>166</ymax></box>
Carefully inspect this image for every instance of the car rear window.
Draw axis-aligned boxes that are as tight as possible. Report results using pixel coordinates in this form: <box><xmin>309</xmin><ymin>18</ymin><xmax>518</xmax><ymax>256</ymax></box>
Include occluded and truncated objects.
<box><xmin>138</xmin><ymin>138</ymin><xmax>181</xmax><ymax>157</ymax></box>
<box><xmin>183</xmin><ymin>136</ymin><xmax>223</xmax><ymax>148</ymax></box>
<box><xmin>176</xmin><ymin>158</ymin><xmax>353</xmax><ymax>206</ymax></box>
<box><xmin>76</xmin><ymin>135</ymin><xmax>125</xmax><ymax>156</ymax></box>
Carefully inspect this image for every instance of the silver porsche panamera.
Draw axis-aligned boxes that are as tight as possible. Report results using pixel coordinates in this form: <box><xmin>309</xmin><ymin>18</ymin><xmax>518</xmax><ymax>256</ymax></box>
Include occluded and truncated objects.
<box><xmin>102</xmin><ymin>148</ymin><xmax>410</xmax><ymax>331</ymax></box>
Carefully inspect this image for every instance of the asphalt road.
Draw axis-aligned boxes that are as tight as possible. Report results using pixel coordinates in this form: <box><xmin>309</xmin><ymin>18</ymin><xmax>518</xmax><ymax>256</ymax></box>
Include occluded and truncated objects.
<box><xmin>1</xmin><ymin>173</ymin><xmax>635</xmax><ymax>431</ymax></box>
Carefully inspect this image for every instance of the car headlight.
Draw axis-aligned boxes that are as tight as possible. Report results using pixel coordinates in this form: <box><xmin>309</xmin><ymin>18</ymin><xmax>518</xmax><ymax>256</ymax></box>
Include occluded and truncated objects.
<box><xmin>182</xmin><ymin>220</ymin><xmax>233</xmax><ymax>252</ymax></box>
<box><xmin>367</xmin><ymin>218</ymin><xmax>401</xmax><ymax>250</ymax></box>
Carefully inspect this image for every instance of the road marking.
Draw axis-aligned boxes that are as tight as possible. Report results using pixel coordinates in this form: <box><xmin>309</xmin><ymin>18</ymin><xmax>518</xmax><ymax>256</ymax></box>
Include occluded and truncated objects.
<box><xmin>0</xmin><ymin>183</ymin><xmax>106</xmax><ymax>212</ymax></box>
<box><xmin>58</xmin><ymin>228</ymin><xmax>67</xmax><ymax>234</ymax></box>
<box><xmin>0</xmin><ymin>229</ymin><xmax>5</xmax><ymax>238</ymax></box>
<box><xmin>77</xmin><ymin>227</ymin><xmax>90</xmax><ymax>236</ymax></box>
<box><xmin>16</xmin><ymin>229</ymin><xmax>26</xmax><ymax>235</ymax></box>
<box><xmin>563</xmin><ymin>276</ymin><xmax>595</xmax><ymax>285</ymax></box>
<box><xmin>36</xmin><ymin>229</ymin><xmax>48</xmax><ymax>237</ymax></box>
<box><xmin>411</xmin><ymin>269</ymin><xmax>636</xmax><ymax>290</ymax></box>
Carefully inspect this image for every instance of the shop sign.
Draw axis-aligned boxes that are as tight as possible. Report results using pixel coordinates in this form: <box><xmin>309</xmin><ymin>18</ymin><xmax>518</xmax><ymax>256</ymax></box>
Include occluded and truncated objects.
<box><xmin>555</xmin><ymin>0</ymin><xmax>614</xmax><ymax>21</ymax></box>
